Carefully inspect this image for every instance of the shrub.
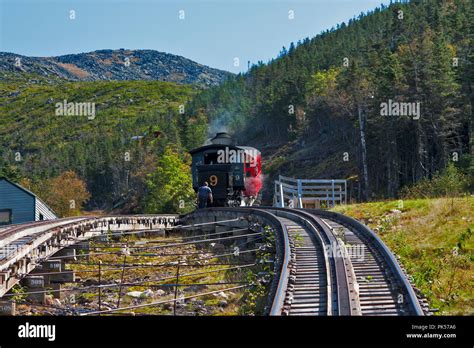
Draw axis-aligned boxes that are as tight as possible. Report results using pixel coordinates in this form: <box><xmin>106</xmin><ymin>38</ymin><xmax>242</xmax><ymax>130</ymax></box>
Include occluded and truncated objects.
<box><xmin>401</xmin><ymin>163</ymin><xmax>469</xmax><ymax>199</ymax></box>
<box><xmin>142</xmin><ymin>146</ymin><xmax>195</xmax><ymax>214</ymax></box>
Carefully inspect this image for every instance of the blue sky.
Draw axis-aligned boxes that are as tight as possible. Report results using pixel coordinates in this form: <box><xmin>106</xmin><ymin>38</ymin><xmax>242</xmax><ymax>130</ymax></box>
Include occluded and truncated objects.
<box><xmin>0</xmin><ymin>0</ymin><xmax>391</xmax><ymax>73</ymax></box>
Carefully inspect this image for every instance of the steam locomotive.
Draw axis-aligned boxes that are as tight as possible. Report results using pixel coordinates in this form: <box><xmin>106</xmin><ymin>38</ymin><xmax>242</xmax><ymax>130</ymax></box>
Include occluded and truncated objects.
<box><xmin>190</xmin><ymin>132</ymin><xmax>262</xmax><ymax>207</ymax></box>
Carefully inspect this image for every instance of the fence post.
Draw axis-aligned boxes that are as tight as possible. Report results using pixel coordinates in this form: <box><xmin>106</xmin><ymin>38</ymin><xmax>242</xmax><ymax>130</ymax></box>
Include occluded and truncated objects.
<box><xmin>274</xmin><ymin>181</ymin><xmax>277</xmax><ymax>206</ymax></box>
<box><xmin>173</xmin><ymin>260</ymin><xmax>180</xmax><ymax>316</ymax></box>
<box><xmin>279</xmin><ymin>183</ymin><xmax>285</xmax><ymax>207</ymax></box>
<box><xmin>297</xmin><ymin>179</ymin><xmax>303</xmax><ymax>208</ymax></box>
<box><xmin>98</xmin><ymin>260</ymin><xmax>102</xmax><ymax>316</ymax></box>
<box><xmin>331</xmin><ymin>180</ymin><xmax>335</xmax><ymax>208</ymax></box>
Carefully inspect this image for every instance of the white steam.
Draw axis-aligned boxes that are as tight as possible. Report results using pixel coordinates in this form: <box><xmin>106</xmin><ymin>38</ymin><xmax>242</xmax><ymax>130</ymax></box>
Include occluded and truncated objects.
<box><xmin>207</xmin><ymin>112</ymin><xmax>234</xmax><ymax>138</ymax></box>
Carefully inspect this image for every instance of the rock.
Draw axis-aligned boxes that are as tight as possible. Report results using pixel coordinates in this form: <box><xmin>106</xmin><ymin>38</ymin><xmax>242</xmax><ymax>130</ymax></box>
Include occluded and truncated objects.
<box><xmin>155</xmin><ymin>289</ymin><xmax>166</xmax><ymax>297</ymax></box>
<box><xmin>218</xmin><ymin>300</ymin><xmax>228</xmax><ymax>307</ymax></box>
<box><xmin>215</xmin><ymin>291</ymin><xmax>228</xmax><ymax>300</ymax></box>
<box><xmin>45</xmin><ymin>295</ymin><xmax>54</xmax><ymax>305</ymax></box>
<box><xmin>191</xmin><ymin>299</ymin><xmax>204</xmax><ymax>306</ymax></box>
<box><xmin>390</xmin><ymin>209</ymin><xmax>402</xmax><ymax>214</ymax></box>
<box><xmin>126</xmin><ymin>291</ymin><xmax>143</xmax><ymax>298</ymax></box>
<box><xmin>142</xmin><ymin>289</ymin><xmax>154</xmax><ymax>298</ymax></box>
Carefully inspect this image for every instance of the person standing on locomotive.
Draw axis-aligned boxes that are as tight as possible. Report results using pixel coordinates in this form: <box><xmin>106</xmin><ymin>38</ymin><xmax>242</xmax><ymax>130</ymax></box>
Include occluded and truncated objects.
<box><xmin>197</xmin><ymin>182</ymin><xmax>213</xmax><ymax>208</ymax></box>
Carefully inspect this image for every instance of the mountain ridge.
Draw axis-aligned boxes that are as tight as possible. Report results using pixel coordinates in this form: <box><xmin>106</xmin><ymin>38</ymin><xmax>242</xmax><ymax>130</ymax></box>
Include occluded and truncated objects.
<box><xmin>0</xmin><ymin>49</ymin><xmax>232</xmax><ymax>86</ymax></box>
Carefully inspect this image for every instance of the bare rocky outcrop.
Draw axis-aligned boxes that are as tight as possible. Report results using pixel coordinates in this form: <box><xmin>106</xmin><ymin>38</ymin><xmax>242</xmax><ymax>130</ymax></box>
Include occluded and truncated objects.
<box><xmin>0</xmin><ymin>49</ymin><xmax>232</xmax><ymax>86</ymax></box>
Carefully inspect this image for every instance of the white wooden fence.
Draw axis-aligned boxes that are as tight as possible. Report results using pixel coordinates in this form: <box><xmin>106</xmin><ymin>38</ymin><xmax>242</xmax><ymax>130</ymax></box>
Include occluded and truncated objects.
<box><xmin>273</xmin><ymin>175</ymin><xmax>347</xmax><ymax>208</ymax></box>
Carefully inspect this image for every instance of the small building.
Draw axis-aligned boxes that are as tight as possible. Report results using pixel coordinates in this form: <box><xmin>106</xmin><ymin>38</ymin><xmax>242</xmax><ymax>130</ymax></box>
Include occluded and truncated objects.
<box><xmin>0</xmin><ymin>177</ymin><xmax>57</xmax><ymax>225</ymax></box>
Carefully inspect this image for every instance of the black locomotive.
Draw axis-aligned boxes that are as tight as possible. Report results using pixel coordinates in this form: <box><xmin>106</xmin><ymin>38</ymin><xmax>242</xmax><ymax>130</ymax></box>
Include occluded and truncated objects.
<box><xmin>190</xmin><ymin>132</ymin><xmax>262</xmax><ymax>207</ymax></box>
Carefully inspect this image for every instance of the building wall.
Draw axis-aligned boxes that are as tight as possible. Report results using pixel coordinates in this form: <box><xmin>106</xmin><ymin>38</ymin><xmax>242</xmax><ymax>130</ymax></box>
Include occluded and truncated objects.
<box><xmin>35</xmin><ymin>198</ymin><xmax>57</xmax><ymax>220</ymax></box>
<box><xmin>0</xmin><ymin>180</ymin><xmax>35</xmax><ymax>224</ymax></box>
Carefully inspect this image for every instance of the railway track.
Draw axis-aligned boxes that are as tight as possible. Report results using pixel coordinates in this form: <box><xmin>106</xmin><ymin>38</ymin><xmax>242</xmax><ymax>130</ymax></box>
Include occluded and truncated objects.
<box><xmin>277</xmin><ymin>216</ymin><xmax>329</xmax><ymax>315</ymax></box>
<box><xmin>321</xmin><ymin>217</ymin><xmax>409</xmax><ymax>315</ymax></box>
<box><xmin>0</xmin><ymin>208</ymin><xmax>425</xmax><ymax>316</ymax></box>
<box><xmin>186</xmin><ymin>207</ymin><xmax>425</xmax><ymax>316</ymax></box>
<box><xmin>269</xmin><ymin>208</ymin><xmax>424</xmax><ymax>316</ymax></box>
<box><xmin>310</xmin><ymin>208</ymin><xmax>425</xmax><ymax>316</ymax></box>
<box><xmin>267</xmin><ymin>208</ymin><xmax>360</xmax><ymax>316</ymax></box>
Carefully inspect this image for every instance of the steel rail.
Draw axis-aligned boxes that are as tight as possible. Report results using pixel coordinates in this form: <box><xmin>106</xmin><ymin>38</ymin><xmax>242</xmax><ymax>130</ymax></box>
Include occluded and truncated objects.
<box><xmin>263</xmin><ymin>208</ymin><xmax>334</xmax><ymax>315</ymax></box>
<box><xmin>305</xmin><ymin>209</ymin><xmax>424</xmax><ymax>315</ymax></box>
<box><xmin>267</xmin><ymin>207</ymin><xmax>363</xmax><ymax>315</ymax></box>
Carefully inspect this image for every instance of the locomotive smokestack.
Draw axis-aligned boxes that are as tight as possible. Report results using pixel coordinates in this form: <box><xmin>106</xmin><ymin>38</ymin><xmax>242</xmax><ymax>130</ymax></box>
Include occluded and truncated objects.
<box><xmin>210</xmin><ymin>132</ymin><xmax>236</xmax><ymax>146</ymax></box>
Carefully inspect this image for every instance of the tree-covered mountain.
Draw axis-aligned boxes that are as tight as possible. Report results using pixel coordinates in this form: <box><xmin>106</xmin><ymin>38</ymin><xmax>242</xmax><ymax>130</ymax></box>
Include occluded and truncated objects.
<box><xmin>189</xmin><ymin>0</ymin><xmax>473</xmax><ymax>202</ymax></box>
<box><xmin>0</xmin><ymin>49</ymin><xmax>231</xmax><ymax>86</ymax></box>
<box><xmin>0</xmin><ymin>72</ymin><xmax>207</xmax><ymax>213</ymax></box>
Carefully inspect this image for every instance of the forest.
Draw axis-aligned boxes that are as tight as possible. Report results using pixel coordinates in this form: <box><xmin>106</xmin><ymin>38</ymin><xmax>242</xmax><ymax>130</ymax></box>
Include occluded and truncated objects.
<box><xmin>188</xmin><ymin>0</ymin><xmax>473</xmax><ymax>202</ymax></box>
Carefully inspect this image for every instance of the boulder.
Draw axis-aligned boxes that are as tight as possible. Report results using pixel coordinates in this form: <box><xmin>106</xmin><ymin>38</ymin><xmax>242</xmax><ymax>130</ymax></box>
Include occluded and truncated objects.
<box><xmin>126</xmin><ymin>291</ymin><xmax>143</xmax><ymax>298</ymax></box>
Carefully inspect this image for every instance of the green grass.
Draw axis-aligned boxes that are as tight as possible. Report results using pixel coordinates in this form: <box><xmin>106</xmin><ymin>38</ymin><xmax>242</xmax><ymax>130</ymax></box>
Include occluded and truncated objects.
<box><xmin>332</xmin><ymin>197</ymin><xmax>474</xmax><ymax>315</ymax></box>
<box><xmin>0</xmin><ymin>72</ymin><xmax>196</xmax><ymax>147</ymax></box>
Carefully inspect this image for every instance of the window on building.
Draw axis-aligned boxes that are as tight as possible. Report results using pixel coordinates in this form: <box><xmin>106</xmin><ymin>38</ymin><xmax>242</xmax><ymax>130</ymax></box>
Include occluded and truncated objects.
<box><xmin>39</xmin><ymin>213</ymin><xmax>44</xmax><ymax>221</ymax></box>
<box><xmin>0</xmin><ymin>209</ymin><xmax>12</xmax><ymax>225</ymax></box>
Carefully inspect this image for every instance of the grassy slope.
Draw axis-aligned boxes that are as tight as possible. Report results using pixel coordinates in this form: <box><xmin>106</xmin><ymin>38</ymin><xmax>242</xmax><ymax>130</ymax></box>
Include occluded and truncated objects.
<box><xmin>0</xmin><ymin>72</ymin><xmax>196</xmax><ymax>151</ymax></box>
<box><xmin>0</xmin><ymin>72</ymin><xmax>200</xmax><ymax>208</ymax></box>
<box><xmin>332</xmin><ymin>197</ymin><xmax>473</xmax><ymax>315</ymax></box>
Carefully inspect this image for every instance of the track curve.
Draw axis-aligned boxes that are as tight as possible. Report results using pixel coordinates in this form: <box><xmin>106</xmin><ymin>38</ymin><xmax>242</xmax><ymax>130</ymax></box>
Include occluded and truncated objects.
<box><xmin>184</xmin><ymin>207</ymin><xmax>425</xmax><ymax>316</ymax></box>
<box><xmin>0</xmin><ymin>209</ymin><xmax>425</xmax><ymax>316</ymax></box>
